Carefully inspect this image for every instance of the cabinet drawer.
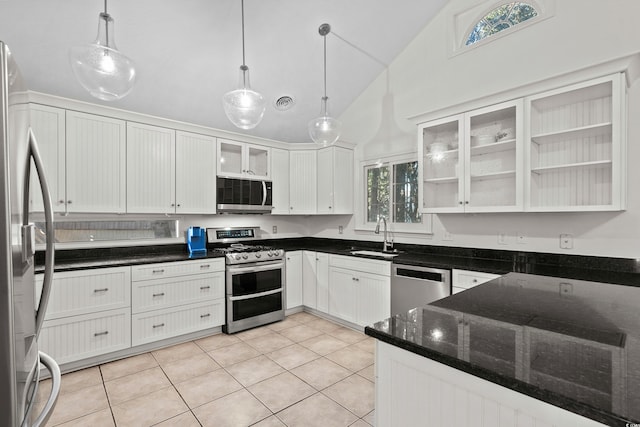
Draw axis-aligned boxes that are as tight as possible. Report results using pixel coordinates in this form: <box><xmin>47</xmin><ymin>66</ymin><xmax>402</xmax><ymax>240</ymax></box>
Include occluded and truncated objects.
<box><xmin>131</xmin><ymin>258</ymin><xmax>224</xmax><ymax>281</ymax></box>
<box><xmin>329</xmin><ymin>254</ymin><xmax>391</xmax><ymax>276</ymax></box>
<box><xmin>132</xmin><ymin>272</ymin><xmax>225</xmax><ymax>314</ymax></box>
<box><xmin>36</xmin><ymin>267</ymin><xmax>131</xmax><ymax>320</ymax></box>
<box><xmin>452</xmin><ymin>269</ymin><xmax>501</xmax><ymax>290</ymax></box>
<box><xmin>39</xmin><ymin>308</ymin><xmax>131</xmax><ymax>365</ymax></box>
<box><xmin>131</xmin><ymin>300</ymin><xmax>224</xmax><ymax>346</ymax></box>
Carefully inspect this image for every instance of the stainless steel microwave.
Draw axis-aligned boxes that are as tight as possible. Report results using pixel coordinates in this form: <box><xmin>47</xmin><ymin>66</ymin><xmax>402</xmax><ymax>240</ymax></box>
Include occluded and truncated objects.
<box><xmin>216</xmin><ymin>177</ymin><xmax>273</xmax><ymax>214</ymax></box>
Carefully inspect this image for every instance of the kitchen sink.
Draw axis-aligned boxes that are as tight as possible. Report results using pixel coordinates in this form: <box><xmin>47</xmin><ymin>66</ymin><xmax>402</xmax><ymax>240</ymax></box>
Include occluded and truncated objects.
<box><xmin>350</xmin><ymin>250</ymin><xmax>400</xmax><ymax>259</ymax></box>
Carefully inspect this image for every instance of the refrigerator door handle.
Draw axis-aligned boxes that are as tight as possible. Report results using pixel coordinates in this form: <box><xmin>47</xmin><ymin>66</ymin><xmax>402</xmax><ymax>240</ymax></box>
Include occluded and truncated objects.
<box><xmin>31</xmin><ymin>351</ymin><xmax>60</xmax><ymax>427</ymax></box>
<box><xmin>27</xmin><ymin>128</ymin><xmax>55</xmax><ymax>338</ymax></box>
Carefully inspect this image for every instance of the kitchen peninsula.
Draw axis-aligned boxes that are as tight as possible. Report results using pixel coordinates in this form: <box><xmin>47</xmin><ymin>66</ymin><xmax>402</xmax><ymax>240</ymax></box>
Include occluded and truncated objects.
<box><xmin>365</xmin><ymin>272</ymin><xmax>640</xmax><ymax>427</ymax></box>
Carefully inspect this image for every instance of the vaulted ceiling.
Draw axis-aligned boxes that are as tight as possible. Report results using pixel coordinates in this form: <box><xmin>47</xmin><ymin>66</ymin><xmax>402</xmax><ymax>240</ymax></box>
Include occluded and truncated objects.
<box><xmin>0</xmin><ymin>0</ymin><xmax>448</xmax><ymax>143</ymax></box>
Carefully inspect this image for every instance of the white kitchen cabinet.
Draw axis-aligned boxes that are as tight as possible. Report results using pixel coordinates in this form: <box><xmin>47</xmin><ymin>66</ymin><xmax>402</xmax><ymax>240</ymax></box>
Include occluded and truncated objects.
<box><xmin>36</xmin><ymin>267</ymin><xmax>132</xmax><ymax>365</ymax></box>
<box><xmin>126</xmin><ymin>122</ymin><xmax>176</xmax><ymax>214</ymax></box>
<box><xmin>317</xmin><ymin>146</ymin><xmax>354</xmax><ymax>214</ymax></box>
<box><xmin>419</xmin><ymin>99</ymin><xmax>523</xmax><ymax>213</ymax></box>
<box><xmin>452</xmin><ymin>269</ymin><xmax>501</xmax><ymax>294</ymax></box>
<box><xmin>285</xmin><ymin>251</ymin><xmax>303</xmax><ymax>309</ymax></box>
<box><xmin>316</xmin><ymin>252</ymin><xmax>330</xmax><ymax>313</ymax></box>
<box><xmin>289</xmin><ymin>150</ymin><xmax>317</xmax><ymax>214</ymax></box>
<box><xmin>270</xmin><ymin>148</ymin><xmax>290</xmax><ymax>214</ymax></box>
<box><xmin>130</xmin><ymin>259</ymin><xmax>225</xmax><ymax>346</ymax></box>
<box><xmin>175</xmin><ymin>131</ymin><xmax>217</xmax><ymax>214</ymax></box>
<box><xmin>328</xmin><ymin>254</ymin><xmax>391</xmax><ymax>327</ymax></box>
<box><xmin>302</xmin><ymin>251</ymin><xmax>317</xmax><ymax>309</ymax></box>
<box><xmin>217</xmin><ymin>139</ymin><xmax>270</xmax><ymax>180</ymax></box>
<box><xmin>525</xmin><ymin>73</ymin><xmax>626</xmax><ymax>211</ymax></box>
<box><xmin>29</xmin><ymin>104</ymin><xmax>66</xmax><ymax>213</ymax></box>
<box><xmin>65</xmin><ymin>111</ymin><xmax>127</xmax><ymax>213</ymax></box>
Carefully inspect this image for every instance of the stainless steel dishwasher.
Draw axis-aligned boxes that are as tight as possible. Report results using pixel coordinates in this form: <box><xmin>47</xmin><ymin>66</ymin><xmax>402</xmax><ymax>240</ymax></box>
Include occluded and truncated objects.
<box><xmin>391</xmin><ymin>264</ymin><xmax>451</xmax><ymax>316</ymax></box>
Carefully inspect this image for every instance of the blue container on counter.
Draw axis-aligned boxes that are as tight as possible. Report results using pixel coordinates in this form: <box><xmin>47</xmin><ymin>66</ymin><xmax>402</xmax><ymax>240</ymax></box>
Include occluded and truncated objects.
<box><xmin>187</xmin><ymin>226</ymin><xmax>207</xmax><ymax>255</ymax></box>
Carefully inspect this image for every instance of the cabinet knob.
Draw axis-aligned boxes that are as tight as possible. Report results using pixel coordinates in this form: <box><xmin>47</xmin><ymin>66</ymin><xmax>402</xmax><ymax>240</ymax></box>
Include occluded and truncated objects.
<box><xmin>458</xmin><ymin>201</ymin><xmax>463</xmax><ymax>205</ymax></box>
<box><xmin>58</xmin><ymin>200</ymin><xmax>65</xmax><ymax>205</ymax></box>
<box><xmin>328</xmin><ymin>206</ymin><xmax>332</xmax><ymax>209</ymax></box>
<box><xmin>290</xmin><ymin>207</ymin><xmax>293</xmax><ymax>210</ymax></box>
<box><xmin>171</xmin><ymin>203</ymin><xmax>175</xmax><ymax>207</ymax></box>
<box><xmin>465</xmin><ymin>201</ymin><xmax>469</xmax><ymax>204</ymax></box>
<box><xmin>176</xmin><ymin>204</ymin><xmax>181</xmax><ymax>207</ymax></box>
<box><xmin>67</xmin><ymin>200</ymin><xmax>72</xmax><ymax>204</ymax></box>
<box><xmin>472</xmin><ymin>279</ymin><xmax>478</xmax><ymax>283</ymax></box>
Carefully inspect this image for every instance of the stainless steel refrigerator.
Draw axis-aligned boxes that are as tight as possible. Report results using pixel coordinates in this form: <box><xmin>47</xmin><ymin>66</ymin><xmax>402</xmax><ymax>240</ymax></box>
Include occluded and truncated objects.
<box><xmin>1</xmin><ymin>41</ymin><xmax>60</xmax><ymax>427</ymax></box>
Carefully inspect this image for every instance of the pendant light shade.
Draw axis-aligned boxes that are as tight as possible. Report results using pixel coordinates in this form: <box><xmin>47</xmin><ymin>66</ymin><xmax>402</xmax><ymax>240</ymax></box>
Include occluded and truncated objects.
<box><xmin>223</xmin><ymin>0</ymin><xmax>266</xmax><ymax>130</ymax></box>
<box><xmin>308</xmin><ymin>23</ymin><xmax>341</xmax><ymax>147</ymax></box>
<box><xmin>69</xmin><ymin>0</ymin><xmax>136</xmax><ymax>101</ymax></box>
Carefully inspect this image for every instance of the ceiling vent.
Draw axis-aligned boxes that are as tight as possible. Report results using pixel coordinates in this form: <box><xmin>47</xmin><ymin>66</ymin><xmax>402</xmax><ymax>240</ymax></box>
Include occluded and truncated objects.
<box><xmin>274</xmin><ymin>95</ymin><xmax>295</xmax><ymax>111</ymax></box>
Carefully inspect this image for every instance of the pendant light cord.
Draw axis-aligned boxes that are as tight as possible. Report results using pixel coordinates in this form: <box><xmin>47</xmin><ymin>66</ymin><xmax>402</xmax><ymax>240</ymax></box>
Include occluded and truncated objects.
<box><xmin>102</xmin><ymin>0</ymin><xmax>110</xmax><ymax>48</ymax></box>
<box><xmin>323</xmin><ymin>32</ymin><xmax>327</xmax><ymax>99</ymax></box>
<box><xmin>241</xmin><ymin>0</ymin><xmax>246</xmax><ymax>67</ymax></box>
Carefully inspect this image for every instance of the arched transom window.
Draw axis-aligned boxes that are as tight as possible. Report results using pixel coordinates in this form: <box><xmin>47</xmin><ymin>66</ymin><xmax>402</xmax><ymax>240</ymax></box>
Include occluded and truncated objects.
<box><xmin>466</xmin><ymin>2</ymin><xmax>538</xmax><ymax>46</ymax></box>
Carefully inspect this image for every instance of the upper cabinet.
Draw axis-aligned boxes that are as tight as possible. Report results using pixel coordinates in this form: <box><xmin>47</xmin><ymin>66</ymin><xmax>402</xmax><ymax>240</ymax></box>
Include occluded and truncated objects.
<box><xmin>175</xmin><ymin>131</ymin><xmax>217</xmax><ymax>214</ymax></box>
<box><xmin>289</xmin><ymin>150</ymin><xmax>317</xmax><ymax>214</ymax></box>
<box><xmin>65</xmin><ymin>111</ymin><xmax>127</xmax><ymax>213</ymax></box>
<box><xmin>270</xmin><ymin>148</ymin><xmax>290</xmax><ymax>215</ymax></box>
<box><xmin>217</xmin><ymin>139</ymin><xmax>270</xmax><ymax>180</ymax></box>
<box><xmin>525</xmin><ymin>74</ymin><xmax>625</xmax><ymax>212</ymax></box>
<box><xmin>317</xmin><ymin>146</ymin><xmax>354</xmax><ymax>214</ymax></box>
<box><xmin>126</xmin><ymin>122</ymin><xmax>176</xmax><ymax>214</ymax></box>
<box><xmin>420</xmin><ymin>100</ymin><xmax>523</xmax><ymax>213</ymax></box>
<box><xmin>418</xmin><ymin>72</ymin><xmax>627</xmax><ymax>213</ymax></box>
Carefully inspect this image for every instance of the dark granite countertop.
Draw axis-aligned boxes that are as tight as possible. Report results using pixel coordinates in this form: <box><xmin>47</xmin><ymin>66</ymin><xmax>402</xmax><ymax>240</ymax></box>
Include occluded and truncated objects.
<box><xmin>365</xmin><ymin>272</ymin><xmax>640</xmax><ymax>426</ymax></box>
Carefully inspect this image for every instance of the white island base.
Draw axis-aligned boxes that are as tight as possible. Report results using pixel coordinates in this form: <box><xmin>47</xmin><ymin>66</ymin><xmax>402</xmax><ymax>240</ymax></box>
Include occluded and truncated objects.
<box><xmin>375</xmin><ymin>341</ymin><xmax>607</xmax><ymax>427</ymax></box>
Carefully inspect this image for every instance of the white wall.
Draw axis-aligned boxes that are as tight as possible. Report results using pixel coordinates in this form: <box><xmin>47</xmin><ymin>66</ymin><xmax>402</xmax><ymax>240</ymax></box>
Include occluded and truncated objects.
<box><xmin>325</xmin><ymin>0</ymin><xmax>640</xmax><ymax>258</ymax></box>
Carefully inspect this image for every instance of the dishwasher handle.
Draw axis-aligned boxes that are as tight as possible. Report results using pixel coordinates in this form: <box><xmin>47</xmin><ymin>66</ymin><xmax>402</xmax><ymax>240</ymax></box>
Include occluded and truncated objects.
<box><xmin>393</xmin><ymin>264</ymin><xmax>450</xmax><ymax>284</ymax></box>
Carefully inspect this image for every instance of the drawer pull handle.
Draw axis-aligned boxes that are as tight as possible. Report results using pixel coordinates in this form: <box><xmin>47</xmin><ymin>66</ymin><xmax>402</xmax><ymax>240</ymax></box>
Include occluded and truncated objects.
<box><xmin>93</xmin><ymin>288</ymin><xmax>109</xmax><ymax>293</ymax></box>
<box><xmin>152</xmin><ymin>269</ymin><xmax>165</xmax><ymax>274</ymax></box>
<box><xmin>152</xmin><ymin>292</ymin><xmax>165</xmax><ymax>297</ymax></box>
<box><xmin>153</xmin><ymin>323</ymin><xmax>165</xmax><ymax>329</ymax></box>
<box><xmin>94</xmin><ymin>331</ymin><xmax>109</xmax><ymax>337</ymax></box>
<box><xmin>200</xmin><ymin>286</ymin><xmax>211</xmax><ymax>290</ymax></box>
<box><xmin>200</xmin><ymin>264</ymin><xmax>211</xmax><ymax>269</ymax></box>
<box><xmin>200</xmin><ymin>313</ymin><xmax>210</xmax><ymax>318</ymax></box>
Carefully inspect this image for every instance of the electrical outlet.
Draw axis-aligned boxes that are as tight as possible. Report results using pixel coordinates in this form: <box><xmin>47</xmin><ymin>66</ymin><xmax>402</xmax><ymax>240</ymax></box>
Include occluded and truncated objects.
<box><xmin>272</xmin><ymin>226</ymin><xmax>278</xmax><ymax>234</ymax></box>
<box><xmin>443</xmin><ymin>231</ymin><xmax>453</xmax><ymax>241</ymax></box>
<box><xmin>497</xmin><ymin>232</ymin><xmax>508</xmax><ymax>245</ymax></box>
<box><xmin>338</xmin><ymin>225</ymin><xmax>343</xmax><ymax>234</ymax></box>
<box><xmin>560</xmin><ymin>234</ymin><xmax>573</xmax><ymax>249</ymax></box>
<box><xmin>559</xmin><ymin>282</ymin><xmax>573</xmax><ymax>296</ymax></box>
<box><xmin>517</xmin><ymin>233</ymin><xmax>527</xmax><ymax>244</ymax></box>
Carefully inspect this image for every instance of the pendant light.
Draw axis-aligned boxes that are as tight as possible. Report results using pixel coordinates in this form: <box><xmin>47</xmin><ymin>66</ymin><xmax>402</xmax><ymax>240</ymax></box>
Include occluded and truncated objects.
<box><xmin>223</xmin><ymin>0</ymin><xmax>266</xmax><ymax>130</ymax></box>
<box><xmin>308</xmin><ymin>23</ymin><xmax>341</xmax><ymax>147</ymax></box>
<box><xmin>69</xmin><ymin>0</ymin><xmax>136</xmax><ymax>101</ymax></box>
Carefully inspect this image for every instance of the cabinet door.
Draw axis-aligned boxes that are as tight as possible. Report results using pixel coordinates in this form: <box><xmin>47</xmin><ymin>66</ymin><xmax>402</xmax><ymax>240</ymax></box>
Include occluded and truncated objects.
<box><xmin>126</xmin><ymin>122</ymin><xmax>176</xmax><ymax>213</ymax></box>
<box><xmin>316</xmin><ymin>148</ymin><xmax>334</xmax><ymax>214</ymax></box>
<box><xmin>66</xmin><ymin>111</ymin><xmax>126</xmax><ymax>213</ymax></box>
<box><xmin>525</xmin><ymin>74</ymin><xmax>625</xmax><ymax>211</ymax></box>
<box><xmin>332</xmin><ymin>147</ymin><xmax>354</xmax><ymax>214</ymax></box>
<box><xmin>356</xmin><ymin>271</ymin><xmax>390</xmax><ymax>327</ymax></box>
<box><xmin>29</xmin><ymin>104</ymin><xmax>66</xmax><ymax>213</ymax></box>
<box><xmin>419</xmin><ymin>114</ymin><xmax>465</xmax><ymax>213</ymax></box>
<box><xmin>289</xmin><ymin>150</ymin><xmax>317</xmax><ymax>214</ymax></box>
<box><xmin>217</xmin><ymin>139</ymin><xmax>244</xmax><ymax>177</ymax></box>
<box><xmin>452</xmin><ymin>269</ymin><xmax>500</xmax><ymax>294</ymax></box>
<box><xmin>285</xmin><ymin>251</ymin><xmax>303</xmax><ymax>309</ymax></box>
<box><xmin>246</xmin><ymin>144</ymin><xmax>270</xmax><ymax>179</ymax></box>
<box><xmin>270</xmin><ymin>148</ymin><xmax>290</xmax><ymax>214</ymax></box>
<box><xmin>175</xmin><ymin>131</ymin><xmax>216</xmax><ymax>214</ymax></box>
<box><xmin>302</xmin><ymin>251</ymin><xmax>317</xmax><ymax>309</ymax></box>
<box><xmin>465</xmin><ymin>99</ymin><xmax>523</xmax><ymax>212</ymax></box>
<box><xmin>328</xmin><ymin>266</ymin><xmax>357</xmax><ymax>324</ymax></box>
<box><xmin>316</xmin><ymin>252</ymin><xmax>329</xmax><ymax>313</ymax></box>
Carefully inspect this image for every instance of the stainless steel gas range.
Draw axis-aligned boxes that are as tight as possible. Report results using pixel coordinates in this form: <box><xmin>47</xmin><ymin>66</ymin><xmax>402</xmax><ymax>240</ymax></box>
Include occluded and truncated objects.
<box><xmin>207</xmin><ymin>227</ymin><xmax>285</xmax><ymax>334</ymax></box>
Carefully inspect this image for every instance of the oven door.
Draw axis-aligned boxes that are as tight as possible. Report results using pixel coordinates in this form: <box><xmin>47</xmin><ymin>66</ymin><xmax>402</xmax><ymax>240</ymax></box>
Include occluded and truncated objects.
<box><xmin>225</xmin><ymin>260</ymin><xmax>285</xmax><ymax>333</ymax></box>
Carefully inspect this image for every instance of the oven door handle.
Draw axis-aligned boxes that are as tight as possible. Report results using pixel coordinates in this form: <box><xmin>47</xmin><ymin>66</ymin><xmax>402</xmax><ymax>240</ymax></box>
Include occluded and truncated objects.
<box><xmin>229</xmin><ymin>288</ymin><xmax>283</xmax><ymax>302</ymax></box>
<box><xmin>227</xmin><ymin>261</ymin><xmax>284</xmax><ymax>274</ymax></box>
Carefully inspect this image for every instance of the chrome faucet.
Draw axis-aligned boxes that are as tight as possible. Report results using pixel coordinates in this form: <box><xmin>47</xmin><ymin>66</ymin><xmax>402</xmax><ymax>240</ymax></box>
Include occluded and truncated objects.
<box><xmin>374</xmin><ymin>215</ymin><xmax>392</xmax><ymax>252</ymax></box>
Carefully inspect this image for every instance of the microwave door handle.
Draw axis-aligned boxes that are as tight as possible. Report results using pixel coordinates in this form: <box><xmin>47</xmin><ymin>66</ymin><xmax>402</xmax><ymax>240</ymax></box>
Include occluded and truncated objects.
<box><xmin>28</xmin><ymin>129</ymin><xmax>55</xmax><ymax>339</ymax></box>
<box><xmin>261</xmin><ymin>181</ymin><xmax>267</xmax><ymax>206</ymax></box>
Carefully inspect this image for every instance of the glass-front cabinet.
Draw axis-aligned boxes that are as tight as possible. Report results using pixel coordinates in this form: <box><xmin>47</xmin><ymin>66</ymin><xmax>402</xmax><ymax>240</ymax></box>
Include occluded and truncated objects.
<box><xmin>217</xmin><ymin>139</ymin><xmax>270</xmax><ymax>180</ymax></box>
<box><xmin>419</xmin><ymin>100</ymin><xmax>523</xmax><ymax>213</ymax></box>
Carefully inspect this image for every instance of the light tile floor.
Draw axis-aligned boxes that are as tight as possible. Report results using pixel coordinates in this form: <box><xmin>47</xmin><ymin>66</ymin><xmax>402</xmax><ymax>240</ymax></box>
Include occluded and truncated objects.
<box><xmin>39</xmin><ymin>312</ymin><xmax>376</xmax><ymax>427</ymax></box>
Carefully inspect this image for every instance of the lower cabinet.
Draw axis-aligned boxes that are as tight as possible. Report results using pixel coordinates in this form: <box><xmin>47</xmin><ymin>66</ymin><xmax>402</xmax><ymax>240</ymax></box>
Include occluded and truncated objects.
<box><xmin>285</xmin><ymin>251</ymin><xmax>303</xmax><ymax>309</ymax></box>
<box><xmin>328</xmin><ymin>255</ymin><xmax>391</xmax><ymax>327</ymax></box>
<box><xmin>452</xmin><ymin>269</ymin><xmax>501</xmax><ymax>294</ymax></box>
<box><xmin>130</xmin><ymin>259</ymin><xmax>225</xmax><ymax>346</ymax></box>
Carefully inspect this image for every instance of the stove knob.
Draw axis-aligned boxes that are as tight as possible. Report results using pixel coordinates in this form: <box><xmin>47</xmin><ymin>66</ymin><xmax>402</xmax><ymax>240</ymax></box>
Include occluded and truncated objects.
<box><xmin>234</xmin><ymin>254</ymin><xmax>242</xmax><ymax>261</ymax></box>
<box><xmin>267</xmin><ymin>251</ymin><xmax>273</xmax><ymax>257</ymax></box>
<box><xmin>273</xmin><ymin>250</ymin><xmax>281</xmax><ymax>257</ymax></box>
<box><xmin>242</xmin><ymin>254</ymin><xmax>249</xmax><ymax>260</ymax></box>
<box><xmin>255</xmin><ymin>253</ymin><xmax>262</xmax><ymax>258</ymax></box>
